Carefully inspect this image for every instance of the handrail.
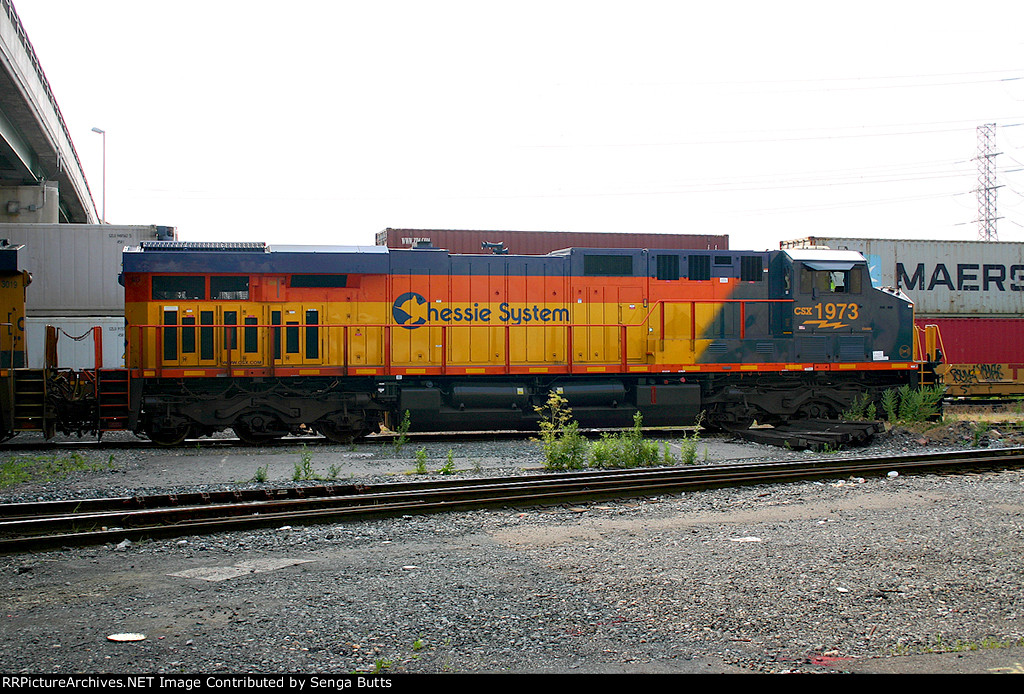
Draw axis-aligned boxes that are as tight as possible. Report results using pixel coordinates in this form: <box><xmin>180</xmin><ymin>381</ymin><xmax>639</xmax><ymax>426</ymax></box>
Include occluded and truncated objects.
<box><xmin>127</xmin><ymin>296</ymin><xmax>802</xmax><ymax>377</ymax></box>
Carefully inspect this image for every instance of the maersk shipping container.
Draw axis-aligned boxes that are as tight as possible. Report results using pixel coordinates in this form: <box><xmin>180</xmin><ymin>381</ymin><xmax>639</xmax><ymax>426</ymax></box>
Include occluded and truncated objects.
<box><xmin>377</xmin><ymin>228</ymin><xmax>729</xmax><ymax>255</ymax></box>
<box><xmin>0</xmin><ymin>224</ymin><xmax>175</xmax><ymax>316</ymax></box>
<box><xmin>781</xmin><ymin>237</ymin><xmax>1024</xmax><ymax>317</ymax></box>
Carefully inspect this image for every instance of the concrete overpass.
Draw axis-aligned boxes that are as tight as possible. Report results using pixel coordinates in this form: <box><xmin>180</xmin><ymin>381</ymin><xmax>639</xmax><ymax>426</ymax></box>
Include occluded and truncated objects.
<box><xmin>0</xmin><ymin>0</ymin><xmax>97</xmax><ymax>224</ymax></box>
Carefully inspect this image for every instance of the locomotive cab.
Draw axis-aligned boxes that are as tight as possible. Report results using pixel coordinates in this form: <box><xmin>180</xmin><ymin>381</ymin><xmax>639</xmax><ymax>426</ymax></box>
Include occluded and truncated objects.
<box><xmin>782</xmin><ymin>249</ymin><xmax>916</xmax><ymax>366</ymax></box>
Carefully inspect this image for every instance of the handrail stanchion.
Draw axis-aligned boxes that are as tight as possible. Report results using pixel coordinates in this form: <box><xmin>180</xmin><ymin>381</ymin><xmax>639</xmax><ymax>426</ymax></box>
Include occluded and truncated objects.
<box><xmin>155</xmin><ymin>325</ymin><xmax>163</xmax><ymax>378</ymax></box>
<box><xmin>93</xmin><ymin>325</ymin><xmax>103</xmax><ymax>371</ymax></box>
<box><xmin>342</xmin><ymin>325</ymin><xmax>348</xmax><ymax>376</ymax></box>
<box><xmin>620</xmin><ymin>324</ymin><xmax>627</xmax><ymax>370</ymax></box>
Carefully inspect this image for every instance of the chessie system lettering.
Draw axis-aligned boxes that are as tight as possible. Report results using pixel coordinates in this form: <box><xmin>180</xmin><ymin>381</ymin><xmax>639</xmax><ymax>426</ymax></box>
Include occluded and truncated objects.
<box><xmin>393</xmin><ymin>292</ymin><xmax>569</xmax><ymax>328</ymax></box>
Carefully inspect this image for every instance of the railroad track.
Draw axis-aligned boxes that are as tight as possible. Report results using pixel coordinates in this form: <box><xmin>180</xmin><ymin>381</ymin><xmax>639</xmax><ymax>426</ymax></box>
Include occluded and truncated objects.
<box><xmin>3</xmin><ymin>447</ymin><xmax>1023</xmax><ymax>554</ymax></box>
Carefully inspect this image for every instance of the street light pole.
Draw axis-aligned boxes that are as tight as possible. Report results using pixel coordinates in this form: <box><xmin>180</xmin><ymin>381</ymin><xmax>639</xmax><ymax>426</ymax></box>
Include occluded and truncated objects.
<box><xmin>91</xmin><ymin>127</ymin><xmax>105</xmax><ymax>223</ymax></box>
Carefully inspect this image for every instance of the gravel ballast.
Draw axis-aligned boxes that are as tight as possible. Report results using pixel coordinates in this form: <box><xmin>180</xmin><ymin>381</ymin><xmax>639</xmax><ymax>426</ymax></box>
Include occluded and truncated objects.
<box><xmin>1</xmin><ymin>425</ymin><xmax>1022</xmax><ymax>674</ymax></box>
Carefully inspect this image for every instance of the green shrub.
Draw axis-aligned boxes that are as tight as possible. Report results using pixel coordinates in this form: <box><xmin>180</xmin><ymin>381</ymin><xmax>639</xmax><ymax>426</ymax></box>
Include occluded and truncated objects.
<box><xmin>678</xmin><ymin>413</ymin><xmax>704</xmax><ymax>465</ymax></box>
<box><xmin>534</xmin><ymin>391</ymin><xmax>588</xmax><ymax>470</ymax></box>
<box><xmin>546</xmin><ymin>420</ymin><xmax>589</xmax><ymax>470</ymax></box>
<box><xmin>896</xmin><ymin>384</ymin><xmax>944</xmax><ymax>422</ymax></box>
<box><xmin>876</xmin><ymin>384</ymin><xmax>944</xmax><ymax>423</ymax></box>
<box><xmin>0</xmin><ymin>452</ymin><xmax>114</xmax><ymax>488</ymax></box>
<box><xmin>587</xmin><ymin>412</ymin><xmax>660</xmax><ymax>469</ymax></box>
<box><xmin>413</xmin><ymin>448</ymin><xmax>428</xmax><ymax>474</ymax></box>
<box><xmin>392</xmin><ymin>410</ymin><xmax>412</xmax><ymax>456</ymax></box>
<box><xmin>292</xmin><ymin>445</ymin><xmax>316</xmax><ymax>481</ymax></box>
<box><xmin>842</xmin><ymin>392</ymin><xmax>877</xmax><ymax>421</ymax></box>
<box><xmin>438</xmin><ymin>449</ymin><xmax>456</xmax><ymax>474</ymax></box>
<box><xmin>661</xmin><ymin>441</ymin><xmax>674</xmax><ymax>465</ymax></box>
<box><xmin>881</xmin><ymin>388</ymin><xmax>899</xmax><ymax>421</ymax></box>
<box><xmin>536</xmin><ymin>394</ymin><xmax>689</xmax><ymax>470</ymax></box>
<box><xmin>589</xmin><ymin>432</ymin><xmax>621</xmax><ymax>469</ymax></box>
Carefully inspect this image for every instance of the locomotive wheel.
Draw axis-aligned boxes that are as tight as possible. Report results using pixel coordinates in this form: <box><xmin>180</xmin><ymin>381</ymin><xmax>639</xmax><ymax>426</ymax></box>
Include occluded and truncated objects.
<box><xmin>706</xmin><ymin>403</ymin><xmax>755</xmax><ymax>432</ymax></box>
<box><xmin>719</xmin><ymin>417</ymin><xmax>754</xmax><ymax>432</ymax></box>
<box><xmin>317</xmin><ymin>420</ymin><xmax>369</xmax><ymax>444</ymax></box>
<box><xmin>144</xmin><ymin>419</ymin><xmax>193</xmax><ymax>447</ymax></box>
<box><xmin>233</xmin><ymin>412</ymin><xmax>287</xmax><ymax>445</ymax></box>
<box><xmin>796</xmin><ymin>400</ymin><xmax>839</xmax><ymax>420</ymax></box>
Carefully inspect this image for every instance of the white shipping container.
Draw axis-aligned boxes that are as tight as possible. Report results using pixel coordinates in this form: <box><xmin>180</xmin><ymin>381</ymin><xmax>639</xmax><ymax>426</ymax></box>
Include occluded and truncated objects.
<box><xmin>0</xmin><ymin>224</ymin><xmax>174</xmax><ymax>316</ymax></box>
<box><xmin>25</xmin><ymin>317</ymin><xmax>126</xmax><ymax>369</ymax></box>
<box><xmin>781</xmin><ymin>237</ymin><xmax>1024</xmax><ymax>317</ymax></box>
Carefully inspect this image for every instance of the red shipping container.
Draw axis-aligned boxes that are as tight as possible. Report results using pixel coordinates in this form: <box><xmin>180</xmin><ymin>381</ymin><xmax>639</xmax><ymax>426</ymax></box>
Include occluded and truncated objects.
<box><xmin>376</xmin><ymin>228</ymin><xmax>728</xmax><ymax>255</ymax></box>
<box><xmin>916</xmin><ymin>317</ymin><xmax>1024</xmax><ymax>364</ymax></box>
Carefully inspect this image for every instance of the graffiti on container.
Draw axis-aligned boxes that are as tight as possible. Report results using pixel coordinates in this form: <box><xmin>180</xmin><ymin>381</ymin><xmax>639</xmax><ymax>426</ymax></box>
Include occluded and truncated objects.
<box><xmin>945</xmin><ymin>363</ymin><xmax>1006</xmax><ymax>384</ymax></box>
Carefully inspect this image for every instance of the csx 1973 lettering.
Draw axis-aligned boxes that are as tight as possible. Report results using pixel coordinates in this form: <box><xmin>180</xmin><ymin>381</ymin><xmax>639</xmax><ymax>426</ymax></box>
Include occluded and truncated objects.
<box><xmin>795</xmin><ymin>303</ymin><xmax>859</xmax><ymax>319</ymax></box>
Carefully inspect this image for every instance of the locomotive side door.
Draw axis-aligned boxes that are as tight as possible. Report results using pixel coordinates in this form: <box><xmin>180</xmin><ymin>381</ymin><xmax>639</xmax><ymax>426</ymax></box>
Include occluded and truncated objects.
<box><xmin>618</xmin><ymin>286</ymin><xmax>647</xmax><ymax>363</ymax></box>
<box><xmin>270</xmin><ymin>303</ymin><xmax>325</xmax><ymax>366</ymax></box>
<box><xmin>157</xmin><ymin>304</ymin><xmax>192</xmax><ymax>368</ymax></box>
<box><xmin>220</xmin><ymin>305</ymin><xmax>243</xmax><ymax>365</ymax></box>
<box><xmin>156</xmin><ymin>304</ymin><xmax>251</xmax><ymax>369</ymax></box>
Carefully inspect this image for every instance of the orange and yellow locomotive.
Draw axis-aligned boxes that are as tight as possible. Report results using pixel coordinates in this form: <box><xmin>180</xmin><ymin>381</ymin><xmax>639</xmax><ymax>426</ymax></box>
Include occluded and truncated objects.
<box><xmin>113</xmin><ymin>241</ymin><xmax>920</xmax><ymax>445</ymax></box>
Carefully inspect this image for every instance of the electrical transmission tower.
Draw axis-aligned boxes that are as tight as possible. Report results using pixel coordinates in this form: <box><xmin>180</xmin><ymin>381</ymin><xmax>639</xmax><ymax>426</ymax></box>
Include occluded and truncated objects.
<box><xmin>975</xmin><ymin>123</ymin><xmax>1001</xmax><ymax>241</ymax></box>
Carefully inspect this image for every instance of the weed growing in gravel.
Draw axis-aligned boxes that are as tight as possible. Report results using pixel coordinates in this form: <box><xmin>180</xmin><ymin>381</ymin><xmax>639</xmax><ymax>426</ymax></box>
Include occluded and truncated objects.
<box><xmin>438</xmin><ymin>449</ymin><xmax>456</xmax><ymax>474</ymax></box>
<box><xmin>855</xmin><ymin>384</ymin><xmax>946</xmax><ymax>425</ymax></box>
<box><xmin>536</xmin><ymin>394</ymin><xmax>703</xmax><ymax>469</ymax></box>
<box><xmin>534</xmin><ymin>391</ymin><xmax>588</xmax><ymax>470</ymax></box>
<box><xmin>844</xmin><ymin>385</ymin><xmax>945</xmax><ymax>424</ymax></box>
<box><xmin>841</xmin><ymin>392</ymin><xmax>877</xmax><ymax>421</ymax></box>
<box><xmin>898</xmin><ymin>384</ymin><xmax>944</xmax><ymax>422</ymax></box>
<box><xmin>881</xmin><ymin>388</ymin><xmax>899</xmax><ymax>422</ymax></box>
<box><xmin>292</xmin><ymin>445</ymin><xmax>317</xmax><ymax>481</ymax></box>
<box><xmin>677</xmin><ymin>413</ymin><xmax>705</xmax><ymax>465</ymax></box>
<box><xmin>589</xmin><ymin>412</ymin><xmax>659</xmax><ymax>468</ymax></box>
<box><xmin>0</xmin><ymin>452</ymin><xmax>114</xmax><ymax>488</ymax></box>
<box><xmin>412</xmin><ymin>448</ymin><xmax>428</xmax><ymax>474</ymax></box>
<box><xmin>392</xmin><ymin>410</ymin><xmax>412</xmax><ymax>457</ymax></box>
<box><xmin>679</xmin><ymin>432</ymin><xmax>699</xmax><ymax>465</ymax></box>
<box><xmin>971</xmin><ymin>421</ymin><xmax>991</xmax><ymax>447</ymax></box>
<box><xmin>661</xmin><ymin>441</ymin><xmax>674</xmax><ymax>465</ymax></box>
<box><xmin>252</xmin><ymin>464</ymin><xmax>269</xmax><ymax>483</ymax></box>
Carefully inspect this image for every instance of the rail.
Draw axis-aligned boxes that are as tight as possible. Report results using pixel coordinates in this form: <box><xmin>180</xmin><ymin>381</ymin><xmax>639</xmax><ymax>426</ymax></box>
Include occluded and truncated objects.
<box><xmin>3</xmin><ymin>447</ymin><xmax>1022</xmax><ymax>552</ymax></box>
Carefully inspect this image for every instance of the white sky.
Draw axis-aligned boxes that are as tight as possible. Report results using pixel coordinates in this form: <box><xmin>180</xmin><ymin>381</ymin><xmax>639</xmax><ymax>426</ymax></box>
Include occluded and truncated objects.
<box><xmin>12</xmin><ymin>0</ymin><xmax>1024</xmax><ymax>250</ymax></box>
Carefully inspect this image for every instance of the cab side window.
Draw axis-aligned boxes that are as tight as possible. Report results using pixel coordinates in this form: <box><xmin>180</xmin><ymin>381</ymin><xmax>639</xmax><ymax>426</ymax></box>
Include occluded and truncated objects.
<box><xmin>800</xmin><ymin>266</ymin><xmax>863</xmax><ymax>294</ymax></box>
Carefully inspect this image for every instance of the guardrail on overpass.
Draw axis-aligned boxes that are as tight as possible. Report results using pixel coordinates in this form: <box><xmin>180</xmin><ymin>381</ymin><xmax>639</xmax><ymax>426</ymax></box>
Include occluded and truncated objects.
<box><xmin>0</xmin><ymin>0</ymin><xmax>98</xmax><ymax>223</ymax></box>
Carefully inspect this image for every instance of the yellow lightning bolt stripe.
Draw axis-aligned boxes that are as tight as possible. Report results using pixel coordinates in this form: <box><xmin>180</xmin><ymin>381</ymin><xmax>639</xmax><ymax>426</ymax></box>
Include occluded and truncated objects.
<box><xmin>801</xmin><ymin>320</ymin><xmax>848</xmax><ymax>329</ymax></box>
